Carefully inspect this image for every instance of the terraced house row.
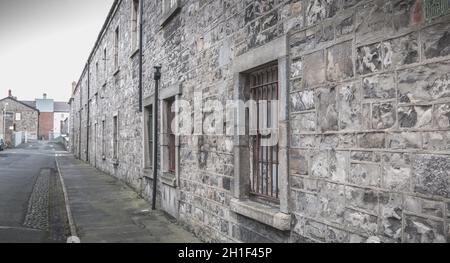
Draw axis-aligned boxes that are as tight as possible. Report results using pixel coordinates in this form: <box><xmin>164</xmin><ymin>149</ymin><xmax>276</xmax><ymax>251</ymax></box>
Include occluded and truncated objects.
<box><xmin>69</xmin><ymin>0</ymin><xmax>450</xmax><ymax>243</ymax></box>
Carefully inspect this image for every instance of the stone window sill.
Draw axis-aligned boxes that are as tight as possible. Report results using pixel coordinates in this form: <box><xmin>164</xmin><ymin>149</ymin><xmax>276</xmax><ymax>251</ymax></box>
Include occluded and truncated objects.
<box><xmin>230</xmin><ymin>198</ymin><xmax>291</xmax><ymax>231</ymax></box>
<box><xmin>113</xmin><ymin>68</ymin><xmax>120</xmax><ymax>76</ymax></box>
<box><xmin>161</xmin><ymin>172</ymin><xmax>177</xmax><ymax>188</ymax></box>
<box><xmin>130</xmin><ymin>48</ymin><xmax>140</xmax><ymax>59</ymax></box>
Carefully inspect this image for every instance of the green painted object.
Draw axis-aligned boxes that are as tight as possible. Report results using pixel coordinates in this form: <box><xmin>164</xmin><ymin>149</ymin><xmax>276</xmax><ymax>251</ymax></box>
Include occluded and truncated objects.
<box><xmin>423</xmin><ymin>0</ymin><xmax>450</xmax><ymax>21</ymax></box>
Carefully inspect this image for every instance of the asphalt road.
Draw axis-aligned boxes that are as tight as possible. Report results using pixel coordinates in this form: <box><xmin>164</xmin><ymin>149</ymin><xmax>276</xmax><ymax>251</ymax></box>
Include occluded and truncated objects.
<box><xmin>0</xmin><ymin>141</ymin><xmax>69</xmax><ymax>243</ymax></box>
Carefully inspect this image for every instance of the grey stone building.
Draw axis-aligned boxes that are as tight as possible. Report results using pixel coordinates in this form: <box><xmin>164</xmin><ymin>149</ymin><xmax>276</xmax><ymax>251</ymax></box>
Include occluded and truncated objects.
<box><xmin>0</xmin><ymin>91</ymin><xmax>39</xmax><ymax>145</ymax></box>
<box><xmin>69</xmin><ymin>0</ymin><xmax>450</xmax><ymax>243</ymax></box>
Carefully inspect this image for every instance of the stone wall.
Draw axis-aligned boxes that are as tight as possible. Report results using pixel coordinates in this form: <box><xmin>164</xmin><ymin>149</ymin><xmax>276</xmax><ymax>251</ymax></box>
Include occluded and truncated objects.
<box><xmin>0</xmin><ymin>98</ymin><xmax>39</xmax><ymax>142</ymax></box>
<box><xmin>69</xmin><ymin>0</ymin><xmax>450</xmax><ymax>243</ymax></box>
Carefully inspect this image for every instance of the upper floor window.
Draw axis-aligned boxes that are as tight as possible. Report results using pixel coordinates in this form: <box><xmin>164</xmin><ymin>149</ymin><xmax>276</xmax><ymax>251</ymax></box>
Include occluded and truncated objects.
<box><xmin>161</xmin><ymin>0</ymin><xmax>180</xmax><ymax>26</ymax></box>
<box><xmin>103</xmin><ymin>48</ymin><xmax>107</xmax><ymax>83</ymax></box>
<box><xmin>15</xmin><ymin>113</ymin><xmax>21</xmax><ymax>121</ymax></box>
<box><xmin>114</xmin><ymin>27</ymin><xmax>119</xmax><ymax>71</ymax></box>
<box><xmin>131</xmin><ymin>0</ymin><xmax>140</xmax><ymax>52</ymax></box>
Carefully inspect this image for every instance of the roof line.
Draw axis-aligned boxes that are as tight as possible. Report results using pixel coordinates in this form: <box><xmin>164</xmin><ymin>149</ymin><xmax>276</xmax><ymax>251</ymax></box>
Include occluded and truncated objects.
<box><xmin>0</xmin><ymin>97</ymin><xmax>40</xmax><ymax>112</ymax></box>
<box><xmin>74</xmin><ymin>0</ymin><xmax>121</xmax><ymax>95</ymax></box>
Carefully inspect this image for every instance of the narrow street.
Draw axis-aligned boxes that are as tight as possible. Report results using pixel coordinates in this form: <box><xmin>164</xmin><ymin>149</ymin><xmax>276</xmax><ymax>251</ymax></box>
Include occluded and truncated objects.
<box><xmin>0</xmin><ymin>141</ymin><xmax>199</xmax><ymax>243</ymax></box>
<box><xmin>0</xmin><ymin>141</ymin><xmax>69</xmax><ymax>243</ymax></box>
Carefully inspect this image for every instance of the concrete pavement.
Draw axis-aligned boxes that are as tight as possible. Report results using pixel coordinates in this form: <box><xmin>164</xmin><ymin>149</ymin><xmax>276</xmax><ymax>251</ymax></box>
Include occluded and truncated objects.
<box><xmin>56</xmin><ymin>153</ymin><xmax>200</xmax><ymax>243</ymax></box>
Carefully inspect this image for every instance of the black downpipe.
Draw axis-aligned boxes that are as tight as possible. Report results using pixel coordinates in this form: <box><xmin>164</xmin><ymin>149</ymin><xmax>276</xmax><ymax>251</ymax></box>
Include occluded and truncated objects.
<box><xmin>86</xmin><ymin>65</ymin><xmax>90</xmax><ymax>162</ymax></box>
<box><xmin>138</xmin><ymin>0</ymin><xmax>144</xmax><ymax>112</ymax></box>
<box><xmin>152</xmin><ymin>66</ymin><xmax>161</xmax><ymax>211</ymax></box>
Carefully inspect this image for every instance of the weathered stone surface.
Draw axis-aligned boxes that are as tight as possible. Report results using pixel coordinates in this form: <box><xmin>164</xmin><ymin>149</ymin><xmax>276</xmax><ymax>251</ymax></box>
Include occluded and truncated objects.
<box><xmin>387</xmin><ymin>132</ymin><xmax>421</xmax><ymax>149</ymax></box>
<box><xmin>291</xmin><ymin>57</ymin><xmax>303</xmax><ymax>79</ymax></box>
<box><xmin>327</xmin><ymin>41</ymin><xmax>354</xmax><ymax>82</ymax></box>
<box><xmin>339</xmin><ymin>82</ymin><xmax>361</xmax><ymax>131</ymax></box>
<box><xmin>317</xmin><ymin>181</ymin><xmax>346</xmax><ymax>223</ymax></box>
<box><xmin>434</xmin><ymin>104</ymin><xmax>450</xmax><ymax>129</ymax></box>
<box><xmin>404</xmin><ymin>196</ymin><xmax>443</xmax><ymax>218</ymax></box>
<box><xmin>291</xmin><ymin>134</ymin><xmax>318</xmax><ymax>148</ymax></box>
<box><xmin>311</xmin><ymin>151</ymin><xmax>330</xmax><ymax>178</ymax></box>
<box><xmin>398</xmin><ymin>106</ymin><xmax>433</xmax><ymax>129</ymax></box>
<box><xmin>404</xmin><ymin>215</ymin><xmax>446</xmax><ymax>243</ymax></box>
<box><xmin>379</xmin><ymin>192</ymin><xmax>403</xmax><ymax>242</ymax></box>
<box><xmin>335</xmin><ymin>10</ymin><xmax>354</xmax><ymax>37</ymax></box>
<box><xmin>351</xmin><ymin>151</ymin><xmax>373</xmax><ymax>162</ymax></box>
<box><xmin>398</xmin><ymin>62</ymin><xmax>450</xmax><ymax>103</ymax></box>
<box><xmin>291</xmin><ymin>90</ymin><xmax>315</xmax><ymax>112</ymax></box>
<box><xmin>382</xmin><ymin>153</ymin><xmax>411</xmax><ymax>192</ymax></box>
<box><xmin>290</xmin><ymin>150</ymin><xmax>309</xmax><ymax>176</ymax></box>
<box><xmin>362</xmin><ymin>104</ymin><xmax>371</xmax><ymax>129</ymax></box>
<box><xmin>423</xmin><ymin>132</ymin><xmax>450</xmax><ymax>151</ymax></box>
<box><xmin>344</xmin><ymin>208</ymin><xmax>378</xmax><ymax>234</ymax></box>
<box><xmin>391</xmin><ymin>0</ymin><xmax>423</xmax><ymax>31</ymax></box>
<box><xmin>304</xmin><ymin>51</ymin><xmax>326</xmax><ymax>87</ymax></box>
<box><xmin>329</xmin><ymin>150</ymin><xmax>347</xmax><ymax>183</ymax></box>
<box><xmin>357</xmin><ymin>43</ymin><xmax>382</xmax><ymax>75</ymax></box>
<box><xmin>414</xmin><ymin>155</ymin><xmax>450</xmax><ymax>198</ymax></box>
<box><xmin>306</xmin><ymin>0</ymin><xmax>339</xmax><ymax>26</ymax></box>
<box><xmin>358</xmin><ymin>133</ymin><xmax>386</xmax><ymax>149</ymax></box>
<box><xmin>349</xmin><ymin>163</ymin><xmax>381</xmax><ymax>187</ymax></box>
<box><xmin>383</xmin><ymin>33</ymin><xmax>419</xmax><ymax>69</ymax></box>
<box><xmin>422</xmin><ymin>23</ymin><xmax>450</xmax><ymax>60</ymax></box>
<box><xmin>372</xmin><ymin>103</ymin><xmax>396</xmax><ymax>129</ymax></box>
<box><xmin>362</xmin><ymin>73</ymin><xmax>396</xmax><ymax>99</ymax></box>
<box><xmin>345</xmin><ymin>187</ymin><xmax>379</xmax><ymax>212</ymax></box>
<box><xmin>355</xmin><ymin>0</ymin><xmax>393</xmax><ymax>44</ymax></box>
<box><xmin>316</xmin><ymin>87</ymin><xmax>338</xmax><ymax>132</ymax></box>
<box><xmin>292</xmin><ymin>112</ymin><xmax>316</xmax><ymax>133</ymax></box>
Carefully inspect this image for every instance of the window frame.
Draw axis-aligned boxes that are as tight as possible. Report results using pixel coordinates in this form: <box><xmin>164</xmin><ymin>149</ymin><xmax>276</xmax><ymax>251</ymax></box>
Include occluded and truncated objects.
<box><xmin>114</xmin><ymin>26</ymin><xmax>120</xmax><ymax>72</ymax></box>
<box><xmin>112</xmin><ymin>114</ymin><xmax>119</xmax><ymax>162</ymax></box>
<box><xmin>230</xmin><ymin>36</ymin><xmax>291</xmax><ymax>231</ymax></box>
<box><xmin>160</xmin><ymin>0</ymin><xmax>181</xmax><ymax>27</ymax></box>
<box><xmin>15</xmin><ymin>112</ymin><xmax>21</xmax><ymax>121</ymax></box>
<box><xmin>143</xmin><ymin>98</ymin><xmax>154</xmax><ymax>170</ymax></box>
<box><xmin>131</xmin><ymin>0</ymin><xmax>140</xmax><ymax>54</ymax></box>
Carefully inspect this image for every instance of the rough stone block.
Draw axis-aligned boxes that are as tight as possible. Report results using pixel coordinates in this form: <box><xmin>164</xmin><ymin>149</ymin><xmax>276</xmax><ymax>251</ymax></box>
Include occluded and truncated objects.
<box><xmin>316</xmin><ymin>86</ymin><xmax>338</xmax><ymax>132</ymax></box>
<box><xmin>329</xmin><ymin>150</ymin><xmax>347</xmax><ymax>183</ymax></box>
<box><xmin>327</xmin><ymin>41</ymin><xmax>354</xmax><ymax>82</ymax></box>
<box><xmin>391</xmin><ymin>0</ymin><xmax>423</xmax><ymax>31</ymax></box>
<box><xmin>349</xmin><ymin>163</ymin><xmax>381</xmax><ymax>187</ymax></box>
<box><xmin>362</xmin><ymin>73</ymin><xmax>396</xmax><ymax>100</ymax></box>
<box><xmin>291</xmin><ymin>90</ymin><xmax>315</xmax><ymax>112</ymax></box>
<box><xmin>382</xmin><ymin>153</ymin><xmax>411</xmax><ymax>192</ymax></box>
<box><xmin>358</xmin><ymin>133</ymin><xmax>386</xmax><ymax>149</ymax></box>
<box><xmin>362</xmin><ymin>104</ymin><xmax>372</xmax><ymax>129</ymax></box>
<box><xmin>398</xmin><ymin>106</ymin><xmax>433</xmax><ymax>129</ymax></box>
<box><xmin>317</xmin><ymin>181</ymin><xmax>346</xmax><ymax>223</ymax></box>
<box><xmin>292</xmin><ymin>112</ymin><xmax>316</xmax><ymax>133</ymax></box>
<box><xmin>382</xmin><ymin>33</ymin><xmax>419</xmax><ymax>69</ymax></box>
<box><xmin>291</xmin><ymin>134</ymin><xmax>318</xmax><ymax>148</ymax></box>
<box><xmin>344</xmin><ymin>208</ymin><xmax>378</xmax><ymax>234</ymax></box>
<box><xmin>423</xmin><ymin>132</ymin><xmax>450</xmax><ymax>151</ymax></box>
<box><xmin>290</xmin><ymin>29</ymin><xmax>317</xmax><ymax>56</ymax></box>
<box><xmin>306</xmin><ymin>0</ymin><xmax>339</xmax><ymax>26</ymax></box>
<box><xmin>345</xmin><ymin>186</ymin><xmax>379</xmax><ymax>212</ymax></box>
<box><xmin>335</xmin><ymin>9</ymin><xmax>354</xmax><ymax>37</ymax></box>
<box><xmin>355</xmin><ymin>1</ymin><xmax>393</xmax><ymax>44</ymax></box>
<box><xmin>422</xmin><ymin>23</ymin><xmax>450</xmax><ymax>60</ymax></box>
<box><xmin>414</xmin><ymin>154</ymin><xmax>450</xmax><ymax>198</ymax></box>
<box><xmin>404</xmin><ymin>215</ymin><xmax>446</xmax><ymax>243</ymax></box>
<box><xmin>311</xmin><ymin>151</ymin><xmax>329</xmax><ymax>178</ymax></box>
<box><xmin>387</xmin><ymin>132</ymin><xmax>421</xmax><ymax>149</ymax></box>
<box><xmin>372</xmin><ymin>102</ymin><xmax>396</xmax><ymax>129</ymax></box>
<box><xmin>379</xmin><ymin>192</ymin><xmax>403</xmax><ymax>242</ymax></box>
<box><xmin>304</xmin><ymin>51</ymin><xmax>326</xmax><ymax>87</ymax></box>
<box><xmin>296</xmin><ymin>191</ymin><xmax>321</xmax><ymax>218</ymax></box>
<box><xmin>338</xmin><ymin>134</ymin><xmax>357</xmax><ymax>149</ymax></box>
<box><xmin>434</xmin><ymin>104</ymin><xmax>450</xmax><ymax>129</ymax></box>
<box><xmin>404</xmin><ymin>196</ymin><xmax>443</xmax><ymax>218</ymax></box>
<box><xmin>357</xmin><ymin>43</ymin><xmax>382</xmax><ymax>75</ymax></box>
<box><xmin>291</xmin><ymin>57</ymin><xmax>303</xmax><ymax>79</ymax></box>
<box><xmin>398</xmin><ymin>62</ymin><xmax>450</xmax><ymax>103</ymax></box>
<box><xmin>339</xmin><ymin>82</ymin><xmax>361</xmax><ymax>131</ymax></box>
<box><xmin>290</xmin><ymin>149</ymin><xmax>309</xmax><ymax>175</ymax></box>
<box><xmin>351</xmin><ymin>151</ymin><xmax>373</xmax><ymax>162</ymax></box>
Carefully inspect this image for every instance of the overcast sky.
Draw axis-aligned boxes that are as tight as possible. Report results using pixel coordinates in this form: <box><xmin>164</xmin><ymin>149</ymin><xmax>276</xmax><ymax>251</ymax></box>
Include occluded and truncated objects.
<box><xmin>0</xmin><ymin>0</ymin><xmax>114</xmax><ymax>102</ymax></box>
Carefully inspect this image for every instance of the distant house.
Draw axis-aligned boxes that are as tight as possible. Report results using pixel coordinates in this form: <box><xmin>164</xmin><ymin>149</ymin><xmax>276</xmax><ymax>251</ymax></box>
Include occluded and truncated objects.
<box><xmin>23</xmin><ymin>94</ymin><xmax>70</xmax><ymax>140</ymax></box>
<box><xmin>0</xmin><ymin>90</ymin><xmax>39</xmax><ymax>145</ymax></box>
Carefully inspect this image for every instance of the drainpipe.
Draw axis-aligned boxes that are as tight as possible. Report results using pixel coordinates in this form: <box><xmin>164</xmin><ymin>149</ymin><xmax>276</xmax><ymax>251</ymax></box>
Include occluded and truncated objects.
<box><xmin>86</xmin><ymin>64</ymin><xmax>91</xmax><ymax>162</ymax></box>
<box><xmin>138</xmin><ymin>0</ymin><xmax>144</xmax><ymax>112</ymax></box>
<box><xmin>152</xmin><ymin>66</ymin><xmax>161</xmax><ymax>211</ymax></box>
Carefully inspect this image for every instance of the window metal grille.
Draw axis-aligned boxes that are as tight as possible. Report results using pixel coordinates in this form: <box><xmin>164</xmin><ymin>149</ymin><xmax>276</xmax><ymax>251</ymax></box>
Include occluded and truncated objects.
<box><xmin>248</xmin><ymin>63</ymin><xmax>279</xmax><ymax>201</ymax></box>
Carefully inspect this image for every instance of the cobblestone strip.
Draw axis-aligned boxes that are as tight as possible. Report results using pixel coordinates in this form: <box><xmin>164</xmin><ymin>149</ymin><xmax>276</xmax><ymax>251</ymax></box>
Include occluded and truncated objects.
<box><xmin>23</xmin><ymin>169</ymin><xmax>50</xmax><ymax>231</ymax></box>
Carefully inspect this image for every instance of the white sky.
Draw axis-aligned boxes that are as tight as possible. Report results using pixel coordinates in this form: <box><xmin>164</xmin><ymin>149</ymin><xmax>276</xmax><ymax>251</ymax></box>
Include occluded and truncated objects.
<box><xmin>0</xmin><ymin>0</ymin><xmax>114</xmax><ymax>102</ymax></box>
